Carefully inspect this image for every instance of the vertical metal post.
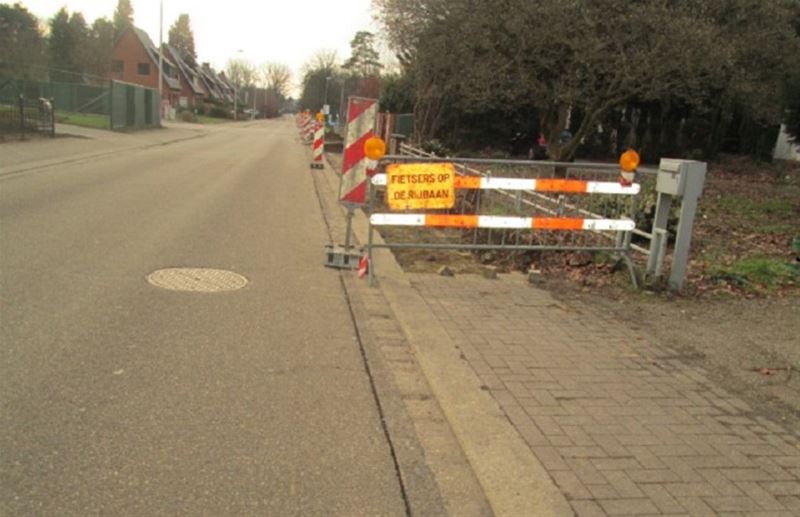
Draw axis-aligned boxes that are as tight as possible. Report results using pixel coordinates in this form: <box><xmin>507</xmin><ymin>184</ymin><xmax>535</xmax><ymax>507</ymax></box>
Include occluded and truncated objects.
<box><xmin>50</xmin><ymin>97</ymin><xmax>55</xmax><ymax>137</ymax></box>
<box><xmin>109</xmin><ymin>80</ymin><xmax>114</xmax><ymax>130</ymax></box>
<box><xmin>19</xmin><ymin>94</ymin><xmax>25</xmax><ymax>139</ymax></box>
<box><xmin>158</xmin><ymin>0</ymin><xmax>163</xmax><ymax>122</ymax></box>
<box><xmin>343</xmin><ymin>207</ymin><xmax>355</xmax><ymax>252</ymax></box>
<box><xmin>669</xmin><ymin>162</ymin><xmax>706</xmax><ymax>290</ymax></box>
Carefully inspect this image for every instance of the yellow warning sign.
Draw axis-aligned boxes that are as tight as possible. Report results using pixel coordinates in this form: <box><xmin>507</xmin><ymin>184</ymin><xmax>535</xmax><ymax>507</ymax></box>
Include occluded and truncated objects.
<box><xmin>386</xmin><ymin>163</ymin><xmax>456</xmax><ymax>211</ymax></box>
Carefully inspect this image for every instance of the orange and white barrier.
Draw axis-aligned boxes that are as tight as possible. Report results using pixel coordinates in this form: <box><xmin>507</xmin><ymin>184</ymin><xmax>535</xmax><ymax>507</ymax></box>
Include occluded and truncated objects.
<box><xmin>371</xmin><ymin>174</ymin><xmax>640</xmax><ymax>195</ymax></box>
<box><xmin>340</xmin><ymin>97</ymin><xmax>379</xmax><ymax>205</ymax></box>
<box><xmin>311</xmin><ymin>122</ymin><xmax>324</xmax><ymax>169</ymax></box>
<box><xmin>369</xmin><ymin>213</ymin><xmax>635</xmax><ymax>231</ymax></box>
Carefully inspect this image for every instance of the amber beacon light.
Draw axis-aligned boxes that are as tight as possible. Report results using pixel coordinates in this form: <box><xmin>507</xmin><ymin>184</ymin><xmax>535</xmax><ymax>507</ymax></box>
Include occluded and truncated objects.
<box><xmin>619</xmin><ymin>149</ymin><xmax>640</xmax><ymax>186</ymax></box>
<box><xmin>364</xmin><ymin>136</ymin><xmax>387</xmax><ymax>161</ymax></box>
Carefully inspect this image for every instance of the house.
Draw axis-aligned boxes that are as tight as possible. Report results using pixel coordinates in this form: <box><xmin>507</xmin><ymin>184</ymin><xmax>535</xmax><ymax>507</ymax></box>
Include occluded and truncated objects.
<box><xmin>196</xmin><ymin>63</ymin><xmax>223</xmax><ymax>103</ymax></box>
<box><xmin>164</xmin><ymin>44</ymin><xmax>205</xmax><ymax>109</ymax></box>
<box><xmin>109</xmin><ymin>26</ymin><xmax>181</xmax><ymax>107</ymax></box>
<box><xmin>217</xmin><ymin>72</ymin><xmax>234</xmax><ymax>104</ymax></box>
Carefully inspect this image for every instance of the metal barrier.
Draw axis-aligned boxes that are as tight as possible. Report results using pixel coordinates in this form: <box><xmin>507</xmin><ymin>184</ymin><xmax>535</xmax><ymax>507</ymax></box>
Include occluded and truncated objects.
<box><xmin>0</xmin><ymin>94</ymin><xmax>55</xmax><ymax>140</ymax></box>
<box><xmin>365</xmin><ymin>153</ymin><xmax>658</xmax><ymax>286</ymax></box>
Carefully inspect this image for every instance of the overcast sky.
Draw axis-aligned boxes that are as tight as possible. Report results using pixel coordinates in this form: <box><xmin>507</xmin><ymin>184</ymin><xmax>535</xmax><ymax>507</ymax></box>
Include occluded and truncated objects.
<box><xmin>20</xmin><ymin>0</ymin><xmax>383</xmax><ymax>90</ymax></box>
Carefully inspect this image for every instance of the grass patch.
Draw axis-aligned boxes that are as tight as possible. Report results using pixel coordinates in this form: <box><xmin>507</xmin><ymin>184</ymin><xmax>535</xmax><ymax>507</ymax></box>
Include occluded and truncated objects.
<box><xmin>711</xmin><ymin>257</ymin><xmax>799</xmax><ymax>290</ymax></box>
<box><xmin>755</xmin><ymin>223</ymin><xmax>796</xmax><ymax>234</ymax></box>
<box><xmin>717</xmin><ymin>195</ymin><xmax>794</xmax><ymax>218</ymax></box>
<box><xmin>56</xmin><ymin>111</ymin><xmax>109</xmax><ymax>130</ymax></box>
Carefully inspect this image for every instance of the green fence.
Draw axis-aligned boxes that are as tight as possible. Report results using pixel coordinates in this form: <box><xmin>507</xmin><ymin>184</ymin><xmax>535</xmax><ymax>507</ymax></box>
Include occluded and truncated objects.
<box><xmin>395</xmin><ymin>113</ymin><xmax>413</xmax><ymax>138</ymax></box>
<box><xmin>110</xmin><ymin>80</ymin><xmax>159</xmax><ymax>130</ymax></box>
<box><xmin>0</xmin><ymin>77</ymin><xmax>109</xmax><ymax>114</ymax></box>
<box><xmin>1</xmin><ymin>77</ymin><xmax>160</xmax><ymax>132</ymax></box>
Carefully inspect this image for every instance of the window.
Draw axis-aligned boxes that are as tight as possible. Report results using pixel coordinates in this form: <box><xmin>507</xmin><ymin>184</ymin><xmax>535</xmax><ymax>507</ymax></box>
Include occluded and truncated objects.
<box><xmin>112</xmin><ymin>60</ymin><xmax>123</xmax><ymax>73</ymax></box>
<box><xmin>137</xmin><ymin>63</ymin><xmax>150</xmax><ymax>75</ymax></box>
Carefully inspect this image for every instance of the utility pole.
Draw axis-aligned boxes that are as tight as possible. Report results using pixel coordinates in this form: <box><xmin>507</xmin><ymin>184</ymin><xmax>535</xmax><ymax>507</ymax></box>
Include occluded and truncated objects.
<box><xmin>158</xmin><ymin>0</ymin><xmax>163</xmax><ymax>121</ymax></box>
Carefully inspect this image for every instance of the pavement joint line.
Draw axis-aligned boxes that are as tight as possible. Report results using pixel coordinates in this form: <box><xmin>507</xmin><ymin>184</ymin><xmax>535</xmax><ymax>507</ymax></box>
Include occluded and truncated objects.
<box><xmin>318</xmin><ymin>150</ymin><xmax>573</xmax><ymax>517</ymax></box>
<box><xmin>313</xmin><ymin>146</ymin><xmax>490</xmax><ymax>515</ymax></box>
<box><xmin>309</xmin><ymin>158</ymin><xmax>414</xmax><ymax>517</ymax></box>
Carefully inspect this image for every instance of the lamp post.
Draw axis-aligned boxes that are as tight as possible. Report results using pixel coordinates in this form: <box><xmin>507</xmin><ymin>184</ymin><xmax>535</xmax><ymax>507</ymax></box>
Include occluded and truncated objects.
<box><xmin>158</xmin><ymin>0</ymin><xmax>163</xmax><ymax>121</ymax></box>
<box><xmin>233</xmin><ymin>49</ymin><xmax>243</xmax><ymax>121</ymax></box>
<box><xmin>252</xmin><ymin>84</ymin><xmax>257</xmax><ymax>120</ymax></box>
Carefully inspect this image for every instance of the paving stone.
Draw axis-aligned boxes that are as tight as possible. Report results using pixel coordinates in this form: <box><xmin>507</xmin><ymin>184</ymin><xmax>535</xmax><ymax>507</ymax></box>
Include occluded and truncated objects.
<box><xmin>598</xmin><ymin>498</ymin><xmax>659</xmax><ymax>515</ymax></box>
<box><xmin>406</xmin><ymin>275</ymin><xmax>800</xmax><ymax>517</ymax></box>
<box><xmin>570</xmin><ymin>500</ymin><xmax>609</xmax><ymax>517</ymax></box>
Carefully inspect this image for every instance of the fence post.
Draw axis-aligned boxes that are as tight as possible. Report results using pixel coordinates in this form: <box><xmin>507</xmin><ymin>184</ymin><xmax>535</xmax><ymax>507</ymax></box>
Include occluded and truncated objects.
<box><xmin>109</xmin><ymin>80</ymin><xmax>114</xmax><ymax>130</ymax></box>
<box><xmin>50</xmin><ymin>97</ymin><xmax>56</xmax><ymax>137</ymax></box>
<box><xmin>19</xmin><ymin>94</ymin><xmax>25</xmax><ymax>140</ymax></box>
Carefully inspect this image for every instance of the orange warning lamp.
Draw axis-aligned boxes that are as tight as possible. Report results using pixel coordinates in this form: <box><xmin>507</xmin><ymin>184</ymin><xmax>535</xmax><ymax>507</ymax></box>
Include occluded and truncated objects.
<box><xmin>619</xmin><ymin>149</ymin><xmax>640</xmax><ymax>186</ymax></box>
<box><xmin>364</xmin><ymin>136</ymin><xmax>386</xmax><ymax>161</ymax></box>
<box><xmin>619</xmin><ymin>149</ymin><xmax>640</xmax><ymax>172</ymax></box>
<box><xmin>316</xmin><ymin>112</ymin><xmax>324</xmax><ymax>123</ymax></box>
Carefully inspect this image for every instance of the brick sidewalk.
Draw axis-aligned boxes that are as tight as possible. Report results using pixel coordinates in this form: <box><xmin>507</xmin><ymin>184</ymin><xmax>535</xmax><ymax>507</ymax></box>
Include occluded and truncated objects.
<box><xmin>410</xmin><ymin>273</ymin><xmax>800</xmax><ymax>516</ymax></box>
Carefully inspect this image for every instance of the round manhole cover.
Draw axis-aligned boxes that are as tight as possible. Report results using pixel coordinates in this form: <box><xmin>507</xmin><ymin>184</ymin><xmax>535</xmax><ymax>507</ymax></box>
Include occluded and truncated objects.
<box><xmin>147</xmin><ymin>268</ymin><xmax>248</xmax><ymax>292</ymax></box>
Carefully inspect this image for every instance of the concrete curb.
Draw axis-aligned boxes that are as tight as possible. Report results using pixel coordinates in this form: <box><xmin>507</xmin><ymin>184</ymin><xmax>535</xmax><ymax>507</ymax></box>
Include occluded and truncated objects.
<box><xmin>321</xmin><ymin>154</ymin><xmax>572</xmax><ymax>516</ymax></box>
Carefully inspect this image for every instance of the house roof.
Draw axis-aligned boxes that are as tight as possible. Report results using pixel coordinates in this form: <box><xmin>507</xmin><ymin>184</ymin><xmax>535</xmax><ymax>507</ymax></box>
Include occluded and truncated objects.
<box><xmin>130</xmin><ymin>27</ymin><xmax>181</xmax><ymax>91</ymax></box>
<box><xmin>165</xmin><ymin>44</ymin><xmax>204</xmax><ymax>96</ymax></box>
<box><xmin>197</xmin><ymin>65</ymin><xmax>224</xmax><ymax>101</ymax></box>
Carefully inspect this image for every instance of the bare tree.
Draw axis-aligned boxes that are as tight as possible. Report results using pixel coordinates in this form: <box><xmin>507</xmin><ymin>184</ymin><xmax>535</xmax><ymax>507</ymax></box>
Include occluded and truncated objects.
<box><xmin>260</xmin><ymin>62</ymin><xmax>292</xmax><ymax>97</ymax></box>
<box><xmin>300</xmin><ymin>49</ymin><xmax>338</xmax><ymax>79</ymax></box>
<box><xmin>226</xmin><ymin>57</ymin><xmax>256</xmax><ymax>88</ymax></box>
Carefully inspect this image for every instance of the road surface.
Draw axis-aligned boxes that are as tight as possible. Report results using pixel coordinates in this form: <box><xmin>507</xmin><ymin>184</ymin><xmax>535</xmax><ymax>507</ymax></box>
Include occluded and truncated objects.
<box><xmin>1</xmin><ymin>120</ymin><xmax>410</xmax><ymax>516</ymax></box>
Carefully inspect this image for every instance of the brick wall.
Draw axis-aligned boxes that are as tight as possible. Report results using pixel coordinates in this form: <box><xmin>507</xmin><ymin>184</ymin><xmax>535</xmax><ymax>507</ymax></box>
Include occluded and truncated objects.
<box><xmin>109</xmin><ymin>28</ymin><xmax>177</xmax><ymax>104</ymax></box>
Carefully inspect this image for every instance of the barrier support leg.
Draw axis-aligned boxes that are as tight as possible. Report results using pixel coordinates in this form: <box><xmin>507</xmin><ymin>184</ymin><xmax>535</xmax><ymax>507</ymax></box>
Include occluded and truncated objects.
<box><xmin>622</xmin><ymin>253</ymin><xmax>639</xmax><ymax>289</ymax></box>
<box><xmin>367</xmin><ymin>220</ymin><xmax>375</xmax><ymax>286</ymax></box>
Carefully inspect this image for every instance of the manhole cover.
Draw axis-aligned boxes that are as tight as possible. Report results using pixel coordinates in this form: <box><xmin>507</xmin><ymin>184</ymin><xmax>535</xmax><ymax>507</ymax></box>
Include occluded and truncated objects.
<box><xmin>147</xmin><ymin>268</ymin><xmax>248</xmax><ymax>292</ymax></box>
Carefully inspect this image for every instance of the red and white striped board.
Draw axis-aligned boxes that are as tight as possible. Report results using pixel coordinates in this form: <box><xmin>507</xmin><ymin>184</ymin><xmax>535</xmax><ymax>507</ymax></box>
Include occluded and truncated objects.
<box><xmin>311</xmin><ymin>122</ymin><xmax>324</xmax><ymax>169</ymax></box>
<box><xmin>339</xmin><ymin>97</ymin><xmax>378</xmax><ymax>206</ymax></box>
<box><xmin>369</xmin><ymin>214</ymin><xmax>635</xmax><ymax>232</ymax></box>
<box><xmin>302</xmin><ymin>118</ymin><xmax>315</xmax><ymax>143</ymax></box>
<box><xmin>371</xmin><ymin>174</ymin><xmax>641</xmax><ymax>195</ymax></box>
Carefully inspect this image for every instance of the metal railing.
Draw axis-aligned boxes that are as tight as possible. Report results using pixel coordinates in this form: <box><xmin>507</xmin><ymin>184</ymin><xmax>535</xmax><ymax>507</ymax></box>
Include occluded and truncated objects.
<box><xmin>0</xmin><ymin>94</ymin><xmax>55</xmax><ymax>140</ymax></box>
<box><xmin>397</xmin><ymin>143</ymin><xmax>659</xmax><ymax>257</ymax></box>
<box><xmin>365</xmin><ymin>146</ymin><xmax>661</xmax><ymax>285</ymax></box>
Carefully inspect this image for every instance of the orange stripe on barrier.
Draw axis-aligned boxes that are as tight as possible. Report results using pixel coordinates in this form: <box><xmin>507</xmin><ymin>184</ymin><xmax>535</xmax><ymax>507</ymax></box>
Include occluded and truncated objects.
<box><xmin>532</xmin><ymin>218</ymin><xmax>585</xmax><ymax>230</ymax></box>
<box><xmin>454</xmin><ymin>176</ymin><xmax>482</xmax><ymax>189</ymax></box>
<box><xmin>424</xmin><ymin>214</ymin><xmax>479</xmax><ymax>228</ymax></box>
<box><xmin>535</xmin><ymin>179</ymin><xmax>588</xmax><ymax>193</ymax></box>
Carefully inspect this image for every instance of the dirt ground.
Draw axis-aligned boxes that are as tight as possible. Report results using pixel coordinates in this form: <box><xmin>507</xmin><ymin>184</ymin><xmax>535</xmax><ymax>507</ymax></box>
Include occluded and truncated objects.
<box><xmin>379</xmin><ymin>155</ymin><xmax>800</xmax><ymax>431</ymax></box>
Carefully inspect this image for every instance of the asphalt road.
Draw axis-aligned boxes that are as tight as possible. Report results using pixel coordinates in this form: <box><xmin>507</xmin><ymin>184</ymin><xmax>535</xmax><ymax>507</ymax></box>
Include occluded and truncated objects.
<box><xmin>0</xmin><ymin>120</ymin><xmax>408</xmax><ymax>516</ymax></box>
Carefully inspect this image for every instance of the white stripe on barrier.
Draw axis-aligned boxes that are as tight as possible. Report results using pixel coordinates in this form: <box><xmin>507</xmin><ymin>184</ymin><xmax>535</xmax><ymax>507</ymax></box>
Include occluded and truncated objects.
<box><xmin>369</xmin><ymin>213</ymin><xmax>426</xmax><ymax>226</ymax></box>
<box><xmin>477</xmin><ymin>216</ymin><xmax>534</xmax><ymax>229</ymax></box>
<box><xmin>583</xmin><ymin>219</ymin><xmax>635</xmax><ymax>231</ymax></box>
<box><xmin>483</xmin><ymin>178</ymin><xmax>537</xmax><ymax>190</ymax></box>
